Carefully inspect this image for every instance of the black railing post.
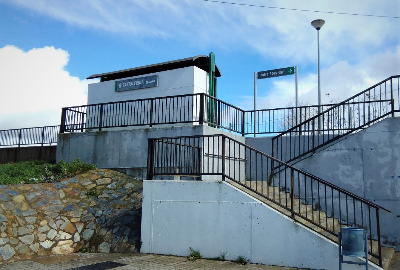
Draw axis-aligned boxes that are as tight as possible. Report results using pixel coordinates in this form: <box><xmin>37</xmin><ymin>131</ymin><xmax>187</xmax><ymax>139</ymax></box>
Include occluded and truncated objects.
<box><xmin>99</xmin><ymin>104</ymin><xmax>104</xmax><ymax>131</ymax></box>
<box><xmin>17</xmin><ymin>129</ymin><xmax>22</xmax><ymax>148</ymax></box>
<box><xmin>199</xmin><ymin>94</ymin><xmax>204</xmax><ymax>125</ymax></box>
<box><xmin>149</xmin><ymin>99</ymin><xmax>154</xmax><ymax>127</ymax></box>
<box><xmin>291</xmin><ymin>168</ymin><xmax>295</xmax><ymax>218</ymax></box>
<box><xmin>221</xmin><ymin>136</ymin><xmax>226</xmax><ymax>181</ymax></box>
<box><xmin>147</xmin><ymin>139</ymin><xmax>155</xmax><ymax>180</ymax></box>
<box><xmin>241</xmin><ymin>111</ymin><xmax>245</xmax><ymax>136</ymax></box>
<box><xmin>217</xmin><ymin>100</ymin><xmax>221</xmax><ymax>128</ymax></box>
<box><xmin>60</xmin><ymin>108</ymin><xmax>66</xmax><ymax>133</ymax></box>
<box><xmin>41</xmin><ymin>126</ymin><xmax>45</xmax><ymax>147</ymax></box>
<box><xmin>376</xmin><ymin>209</ymin><xmax>382</xmax><ymax>267</ymax></box>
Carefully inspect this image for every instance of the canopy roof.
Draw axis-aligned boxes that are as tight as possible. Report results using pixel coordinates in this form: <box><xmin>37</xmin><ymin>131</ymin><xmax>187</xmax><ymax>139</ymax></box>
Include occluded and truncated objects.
<box><xmin>87</xmin><ymin>55</ymin><xmax>221</xmax><ymax>82</ymax></box>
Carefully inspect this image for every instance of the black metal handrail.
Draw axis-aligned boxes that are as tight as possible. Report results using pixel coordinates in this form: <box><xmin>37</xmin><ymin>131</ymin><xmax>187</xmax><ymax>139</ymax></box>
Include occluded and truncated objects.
<box><xmin>0</xmin><ymin>125</ymin><xmax>59</xmax><ymax>147</ymax></box>
<box><xmin>60</xmin><ymin>93</ymin><xmax>246</xmax><ymax>135</ymax></box>
<box><xmin>272</xmin><ymin>75</ymin><xmax>400</xmax><ymax>163</ymax></box>
<box><xmin>244</xmin><ymin>104</ymin><xmax>335</xmax><ymax>135</ymax></box>
<box><xmin>147</xmin><ymin>134</ymin><xmax>389</xmax><ymax>266</ymax></box>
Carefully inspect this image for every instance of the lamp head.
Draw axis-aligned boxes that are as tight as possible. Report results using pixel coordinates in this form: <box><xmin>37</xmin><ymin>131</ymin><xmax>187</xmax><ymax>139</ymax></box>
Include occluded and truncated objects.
<box><xmin>311</xmin><ymin>19</ymin><xmax>325</xmax><ymax>30</ymax></box>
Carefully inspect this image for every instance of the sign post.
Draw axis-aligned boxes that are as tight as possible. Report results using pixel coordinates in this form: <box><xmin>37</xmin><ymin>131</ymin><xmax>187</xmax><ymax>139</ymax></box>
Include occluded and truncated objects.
<box><xmin>254</xmin><ymin>66</ymin><xmax>298</xmax><ymax>136</ymax></box>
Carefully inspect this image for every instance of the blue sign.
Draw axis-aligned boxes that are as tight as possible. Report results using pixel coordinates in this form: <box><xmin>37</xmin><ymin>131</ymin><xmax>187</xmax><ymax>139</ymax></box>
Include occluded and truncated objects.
<box><xmin>115</xmin><ymin>75</ymin><xmax>159</xmax><ymax>92</ymax></box>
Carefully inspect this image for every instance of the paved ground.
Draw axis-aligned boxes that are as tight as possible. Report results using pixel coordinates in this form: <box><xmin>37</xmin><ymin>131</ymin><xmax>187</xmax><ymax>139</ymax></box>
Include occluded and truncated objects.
<box><xmin>0</xmin><ymin>253</ymin><xmax>313</xmax><ymax>270</ymax></box>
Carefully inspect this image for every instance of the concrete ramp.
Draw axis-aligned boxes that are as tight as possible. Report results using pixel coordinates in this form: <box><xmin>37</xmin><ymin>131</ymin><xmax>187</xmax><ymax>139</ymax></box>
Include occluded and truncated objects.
<box><xmin>141</xmin><ymin>180</ymin><xmax>381</xmax><ymax>270</ymax></box>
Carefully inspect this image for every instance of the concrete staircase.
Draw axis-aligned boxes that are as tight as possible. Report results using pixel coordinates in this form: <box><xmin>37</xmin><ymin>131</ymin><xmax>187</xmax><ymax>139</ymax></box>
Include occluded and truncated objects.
<box><xmin>227</xmin><ymin>180</ymin><xmax>397</xmax><ymax>269</ymax></box>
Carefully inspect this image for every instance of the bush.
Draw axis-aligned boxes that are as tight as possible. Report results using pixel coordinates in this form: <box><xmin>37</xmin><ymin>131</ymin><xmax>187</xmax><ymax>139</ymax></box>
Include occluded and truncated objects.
<box><xmin>0</xmin><ymin>159</ymin><xmax>96</xmax><ymax>185</ymax></box>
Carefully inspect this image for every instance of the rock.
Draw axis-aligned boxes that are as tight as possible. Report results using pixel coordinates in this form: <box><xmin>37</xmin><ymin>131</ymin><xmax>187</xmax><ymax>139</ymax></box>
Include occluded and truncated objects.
<box><xmin>40</xmin><ymin>240</ymin><xmax>54</xmax><ymax>249</ymax></box>
<box><xmin>38</xmin><ymin>233</ymin><xmax>46</xmax><ymax>242</ymax></box>
<box><xmin>59</xmin><ymin>190</ymin><xmax>65</xmax><ymax>199</ymax></box>
<box><xmin>1</xmin><ymin>202</ymin><xmax>15</xmax><ymax>211</ymax></box>
<box><xmin>0</xmin><ymin>238</ymin><xmax>9</xmax><ymax>245</ymax></box>
<box><xmin>39</xmin><ymin>220</ymin><xmax>48</xmax><ymax>226</ymax></box>
<box><xmin>85</xmin><ymin>184</ymin><xmax>96</xmax><ymax>190</ymax></box>
<box><xmin>25</xmin><ymin>217</ymin><xmax>37</xmax><ymax>224</ymax></box>
<box><xmin>82</xmin><ymin>229</ymin><xmax>94</xmax><ymax>240</ymax></box>
<box><xmin>12</xmin><ymin>195</ymin><xmax>25</xmax><ymax>203</ymax></box>
<box><xmin>38</xmin><ymin>225</ymin><xmax>50</xmax><ymax>233</ymax></box>
<box><xmin>52</xmin><ymin>240</ymin><xmax>74</xmax><ymax>254</ymax></box>
<box><xmin>96</xmin><ymin>178</ymin><xmax>112</xmax><ymax>185</ymax></box>
<box><xmin>22</xmin><ymin>209</ymin><xmax>37</xmax><ymax>217</ymax></box>
<box><xmin>73</xmin><ymin>232</ymin><xmax>80</xmax><ymax>242</ymax></box>
<box><xmin>75</xmin><ymin>223</ymin><xmax>84</xmax><ymax>233</ymax></box>
<box><xmin>63</xmin><ymin>222</ymin><xmax>76</xmax><ymax>234</ymax></box>
<box><xmin>59</xmin><ymin>232</ymin><xmax>72</xmax><ymax>240</ymax></box>
<box><xmin>9</xmin><ymin>238</ymin><xmax>18</xmax><ymax>245</ymax></box>
<box><xmin>0</xmin><ymin>214</ymin><xmax>8</xmax><ymax>222</ymax></box>
<box><xmin>34</xmin><ymin>199</ymin><xmax>48</xmax><ymax>207</ymax></box>
<box><xmin>16</xmin><ymin>243</ymin><xmax>29</xmax><ymax>254</ymax></box>
<box><xmin>17</xmin><ymin>227</ymin><xmax>33</xmax><ymax>236</ymax></box>
<box><xmin>0</xmin><ymin>245</ymin><xmax>15</xmax><ymax>260</ymax></box>
<box><xmin>47</xmin><ymin>229</ymin><xmax>57</xmax><ymax>240</ymax></box>
<box><xmin>0</xmin><ymin>194</ymin><xmax>10</xmax><ymax>202</ymax></box>
<box><xmin>81</xmin><ymin>214</ymin><xmax>95</xmax><ymax>222</ymax></box>
<box><xmin>19</xmin><ymin>234</ymin><xmax>34</xmax><ymax>245</ymax></box>
<box><xmin>29</xmin><ymin>243</ymin><xmax>39</xmax><ymax>252</ymax></box>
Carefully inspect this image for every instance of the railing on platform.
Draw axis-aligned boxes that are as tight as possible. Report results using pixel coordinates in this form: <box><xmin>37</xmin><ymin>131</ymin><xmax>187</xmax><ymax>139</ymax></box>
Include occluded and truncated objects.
<box><xmin>0</xmin><ymin>125</ymin><xmax>59</xmax><ymax>147</ymax></box>
<box><xmin>244</xmin><ymin>104</ymin><xmax>334</xmax><ymax>135</ymax></box>
<box><xmin>272</xmin><ymin>75</ymin><xmax>400</xmax><ymax>163</ymax></box>
<box><xmin>147</xmin><ymin>134</ymin><xmax>389</xmax><ymax>266</ymax></box>
<box><xmin>60</xmin><ymin>93</ymin><xmax>246</xmax><ymax>135</ymax></box>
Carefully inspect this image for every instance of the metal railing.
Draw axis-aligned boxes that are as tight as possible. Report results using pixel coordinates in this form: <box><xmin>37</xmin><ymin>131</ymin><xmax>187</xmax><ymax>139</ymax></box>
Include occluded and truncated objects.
<box><xmin>244</xmin><ymin>104</ymin><xmax>334</xmax><ymax>135</ymax></box>
<box><xmin>60</xmin><ymin>93</ymin><xmax>246</xmax><ymax>135</ymax></box>
<box><xmin>272</xmin><ymin>75</ymin><xmax>400</xmax><ymax>163</ymax></box>
<box><xmin>147</xmin><ymin>134</ymin><xmax>389</xmax><ymax>266</ymax></box>
<box><xmin>0</xmin><ymin>125</ymin><xmax>59</xmax><ymax>147</ymax></box>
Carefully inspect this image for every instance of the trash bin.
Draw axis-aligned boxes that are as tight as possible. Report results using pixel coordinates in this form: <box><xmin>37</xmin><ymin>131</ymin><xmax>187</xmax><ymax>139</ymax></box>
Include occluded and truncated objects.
<box><xmin>341</xmin><ymin>227</ymin><xmax>365</xmax><ymax>257</ymax></box>
<box><xmin>339</xmin><ymin>227</ymin><xmax>368</xmax><ymax>270</ymax></box>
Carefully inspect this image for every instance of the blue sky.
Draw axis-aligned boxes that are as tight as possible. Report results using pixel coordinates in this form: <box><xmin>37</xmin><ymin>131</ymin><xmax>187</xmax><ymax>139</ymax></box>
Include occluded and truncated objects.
<box><xmin>0</xmin><ymin>0</ymin><xmax>399</xmax><ymax>129</ymax></box>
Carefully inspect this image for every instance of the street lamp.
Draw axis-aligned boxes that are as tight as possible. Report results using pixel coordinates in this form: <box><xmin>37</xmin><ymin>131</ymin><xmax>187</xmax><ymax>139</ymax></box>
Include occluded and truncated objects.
<box><xmin>311</xmin><ymin>19</ymin><xmax>325</xmax><ymax>132</ymax></box>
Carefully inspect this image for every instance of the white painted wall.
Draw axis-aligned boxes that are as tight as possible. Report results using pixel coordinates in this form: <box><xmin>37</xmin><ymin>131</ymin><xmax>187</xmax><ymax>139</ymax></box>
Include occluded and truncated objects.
<box><xmin>87</xmin><ymin>66</ymin><xmax>208</xmax><ymax>105</ymax></box>
<box><xmin>246</xmin><ymin>117</ymin><xmax>400</xmax><ymax>250</ymax></box>
<box><xmin>141</xmin><ymin>180</ymin><xmax>381</xmax><ymax>270</ymax></box>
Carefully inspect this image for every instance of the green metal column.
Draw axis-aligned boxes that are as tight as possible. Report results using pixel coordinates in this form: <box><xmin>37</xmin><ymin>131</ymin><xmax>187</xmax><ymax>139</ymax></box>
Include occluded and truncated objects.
<box><xmin>208</xmin><ymin>52</ymin><xmax>217</xmax><ymax>125</ymax></box>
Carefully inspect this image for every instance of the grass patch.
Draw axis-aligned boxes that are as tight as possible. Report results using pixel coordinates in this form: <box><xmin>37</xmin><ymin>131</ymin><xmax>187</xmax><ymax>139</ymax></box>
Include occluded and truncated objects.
<box><xmin>188</xmin><ymin>247</ymin><xmax>202</xmax><ymax>261</ymax></box>
<box><xmin>0</xmin><ymin>159</ymin><xmax>96</xmax><ymax>185</ymax></box>
<box><xmin>235</xmin><ymin>256</ymin><xmax>248</xmax><ymax>265</ymax></box>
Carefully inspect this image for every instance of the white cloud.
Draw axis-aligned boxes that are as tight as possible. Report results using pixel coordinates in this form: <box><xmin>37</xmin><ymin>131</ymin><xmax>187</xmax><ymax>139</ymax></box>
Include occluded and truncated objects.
<box><xmin>242</xmin><ymin>45</ymin><xmax>400</xmax><ymax>110</ymax></box>
<box><xmin>4</xmin><ymin>0</ymin><xmax>398</xmax><ymax>65</ymax></box>
<box><xmin>0</xmin><ymin>45</ymin><xmax>87</xmax><ymax>129</ymax></box>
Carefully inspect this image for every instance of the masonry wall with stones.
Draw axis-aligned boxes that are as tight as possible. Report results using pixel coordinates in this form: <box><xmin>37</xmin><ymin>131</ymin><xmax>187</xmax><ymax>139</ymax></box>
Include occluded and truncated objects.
<box><xmin>0</xmin><ymin>169</ymin><xmax>142</xmax><ymax>264</ymax></box>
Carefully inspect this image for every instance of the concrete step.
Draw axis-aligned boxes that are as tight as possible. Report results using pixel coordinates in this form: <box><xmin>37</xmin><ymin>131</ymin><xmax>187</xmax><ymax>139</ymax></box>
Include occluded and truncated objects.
<box><xmin>228</xmin><ymin>180</ymin><xmax>395</xmax><ymax>269</ymax></box>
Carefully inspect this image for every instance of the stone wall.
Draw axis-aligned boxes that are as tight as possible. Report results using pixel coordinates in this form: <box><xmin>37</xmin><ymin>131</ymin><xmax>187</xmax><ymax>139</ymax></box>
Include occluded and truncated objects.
<box><xmin>0</xmin><ymin>169</ymin><xmax>142</xmax><ymax>264</ymax></box>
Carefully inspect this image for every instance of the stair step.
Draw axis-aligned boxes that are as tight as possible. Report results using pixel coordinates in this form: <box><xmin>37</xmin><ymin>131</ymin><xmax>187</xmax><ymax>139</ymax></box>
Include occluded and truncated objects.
<box><xmin>228</xmin><ymin>180</ymin><xmax>396</xmax><ymax>269</ymax></box>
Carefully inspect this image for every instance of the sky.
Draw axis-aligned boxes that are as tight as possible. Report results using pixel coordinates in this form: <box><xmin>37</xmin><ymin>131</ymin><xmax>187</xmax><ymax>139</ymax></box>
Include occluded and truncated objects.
<box><xmin>0</xmin><ymin>0</ymin><xmax>399</xmax><ymax>129</ymax></box>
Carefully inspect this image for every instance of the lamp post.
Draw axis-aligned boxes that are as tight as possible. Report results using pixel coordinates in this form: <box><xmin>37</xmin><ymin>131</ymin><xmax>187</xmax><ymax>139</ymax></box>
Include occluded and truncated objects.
<box><xmin>311</xmin><ymin>19</ymin><xmax>325</xmax><ymax>133</ymax></box>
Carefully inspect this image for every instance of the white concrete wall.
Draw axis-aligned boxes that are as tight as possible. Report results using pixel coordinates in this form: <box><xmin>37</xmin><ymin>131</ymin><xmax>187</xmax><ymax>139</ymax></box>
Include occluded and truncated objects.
<box><xmin>141</xmin><ymin>180</ymin><xmax>380</xmax><ymax>270</ymax></box>
<box><xmin>246</xmin><ymin>117</ymin><xmax>400</xmax><ymax>250</ymax></box>
<box><xmin>56</xmin><ymin>125</ymin><xmax>245</xmax><ymax>180</ymax></box>
<box><xmin>87</xmin><ymin>66</ymin><xmax>208</xmax><ymax>105</ymax></box>
<box><xmin>293</xmin><ymin>117</ymin><xmax>400</xmax><ymax>250</ymax></box>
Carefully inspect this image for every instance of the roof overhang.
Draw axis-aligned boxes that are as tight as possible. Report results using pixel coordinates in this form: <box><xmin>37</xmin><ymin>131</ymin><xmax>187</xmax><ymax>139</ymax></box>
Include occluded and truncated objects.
<box><xmin>86</xmin><ymin>55</ymin><xmax>221</xmax><ymax>82</ymax></box>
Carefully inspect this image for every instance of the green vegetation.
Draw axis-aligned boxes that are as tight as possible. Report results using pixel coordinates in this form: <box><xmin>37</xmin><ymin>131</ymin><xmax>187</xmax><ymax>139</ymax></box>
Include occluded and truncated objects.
<box><xmin>86</xmin><ymin>188</ymin><xmax>99</xmax><ymax>199</ymax></box>
<box><xmin>0</xmin><ymin>159</ymin><xmax>96</xmax><ymax>185</ymax></box>
<box><xmin>188</xmin><ymin>247</ymin><xmax>202</xmax><ymax>261</ymax></box>
<box><xmin>235</xmin><ymin>256</ymin><xmax>248</xmax><ymax>265</ymax></box>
